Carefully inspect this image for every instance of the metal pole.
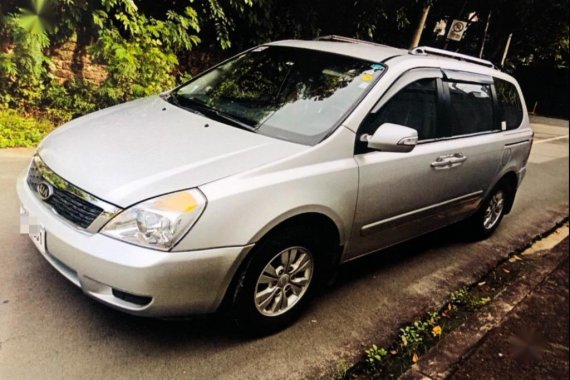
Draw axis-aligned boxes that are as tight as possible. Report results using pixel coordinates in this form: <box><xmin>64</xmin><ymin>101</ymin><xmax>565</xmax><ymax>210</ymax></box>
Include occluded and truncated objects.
<box><xmin>478</xmin><ymin>10</ymin><xmax>492</xmax><ymax>58</ymax></box>
<box><xmin>444</xmin><ymin>0</ymin><xmax>468</xmax><ymax>49</ymax></box>
<box><xmin>501</xmin><ymin>33</ymin><xmax>513</xmax><ymax>66</ymax></box>
<box><xmin>410</xmin><ymin>5</ymin><xmax>431</xmax><ymax>48</ymax></box>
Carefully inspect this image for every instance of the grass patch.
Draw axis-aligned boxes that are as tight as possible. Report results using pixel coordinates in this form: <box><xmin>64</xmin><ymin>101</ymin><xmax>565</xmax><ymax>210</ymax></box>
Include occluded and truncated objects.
<box><xmin>0</xmin><ymin>107</ymin><xmax>55</xmax><ymax>148</ymax></box>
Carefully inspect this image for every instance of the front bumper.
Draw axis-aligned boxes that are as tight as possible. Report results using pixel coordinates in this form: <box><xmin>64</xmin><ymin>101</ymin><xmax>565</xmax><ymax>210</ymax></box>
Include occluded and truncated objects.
<box><xmin>17</xmin><ymin>169</ymin><xmax>252</xmax><ymax>317</ymax></box>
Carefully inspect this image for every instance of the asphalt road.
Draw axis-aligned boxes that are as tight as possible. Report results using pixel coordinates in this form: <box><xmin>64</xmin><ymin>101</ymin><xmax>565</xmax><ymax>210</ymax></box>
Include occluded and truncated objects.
<box><xmin>0</xmin><ymin>118</ymin><xmax>568</xmax><ymax>380</ymax></box>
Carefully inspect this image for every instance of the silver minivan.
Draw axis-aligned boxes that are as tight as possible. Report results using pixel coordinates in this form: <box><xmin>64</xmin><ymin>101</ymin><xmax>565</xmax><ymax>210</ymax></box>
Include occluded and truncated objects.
<box><xmin>18</xmin><ymin>36</ymin><xmax>533</xmax><ymax>332</ymax></box>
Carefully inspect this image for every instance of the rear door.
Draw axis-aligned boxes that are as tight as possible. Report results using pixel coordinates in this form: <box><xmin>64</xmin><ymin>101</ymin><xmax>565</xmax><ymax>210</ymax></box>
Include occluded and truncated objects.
<box><xmin>435</xmin><ymin>71</ymin><xmax>505</xmax><ymax>207</ymax></box>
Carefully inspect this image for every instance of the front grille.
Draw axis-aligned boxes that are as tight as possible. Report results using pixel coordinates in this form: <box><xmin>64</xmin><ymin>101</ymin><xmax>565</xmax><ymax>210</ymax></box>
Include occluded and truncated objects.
<box><xmin>27</xmin><ymin>160</ymin><xmax>103</xmax><ymax>229</ymax></box>
<box><xmin>46</xmin><ymin>188</ymin><xmax>103</xmax><ymax>228</ymax></box>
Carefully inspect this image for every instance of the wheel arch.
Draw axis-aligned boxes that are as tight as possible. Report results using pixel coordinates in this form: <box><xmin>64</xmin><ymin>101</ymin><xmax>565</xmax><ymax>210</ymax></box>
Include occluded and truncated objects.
<box><xmin>218</xmin><ymin>211</ymin><xmax>344</xmax><ymax>312</ymax></box>
<box><xmin>247</xmin><ymin>210</ymin><xmax>344</xmax><ymax>269</ymax></box>
<box><xmin>492</xmin><ymin>171</ymin><xmax>519</xmax><ymax>214</ymax></box>
<box><xmin>248</xmin><ymin>206</ymin><xmax>346</xmax><ymax>247</ymax></box>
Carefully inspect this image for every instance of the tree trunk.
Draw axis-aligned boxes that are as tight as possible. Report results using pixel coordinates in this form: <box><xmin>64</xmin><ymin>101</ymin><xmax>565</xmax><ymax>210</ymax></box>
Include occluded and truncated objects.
<box><xmin>410</xmin><ymin>5</ymin><xmax>431</xmax><ymax>49</ymax></box>
<box><xmin>478</xmin><ymin>10</ymin><xmax>492</xmax><ymax>58</ymax></box>
<box><xmin>501</xmin><ymin>33</ymin><xmax>513</xmax><ymax>66</ymax></box>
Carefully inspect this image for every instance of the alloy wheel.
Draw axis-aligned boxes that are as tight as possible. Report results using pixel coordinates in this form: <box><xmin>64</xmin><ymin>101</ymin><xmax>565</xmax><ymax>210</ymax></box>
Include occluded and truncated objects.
<box><xmin>483</xmin><ymin>190</ymin><xmax>505</xmax><ymax>230</ymax></box>
<box><xmin>254</xmin><ymin>246</ymin><xmax>314</xmax><ymax>317</ymax></box>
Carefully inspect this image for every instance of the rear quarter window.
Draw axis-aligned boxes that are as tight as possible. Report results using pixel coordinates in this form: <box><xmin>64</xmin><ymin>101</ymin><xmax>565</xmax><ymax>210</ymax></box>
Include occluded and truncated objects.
<box><xmin>495</xmin><ymin>78</ymin><xmax>523</xmax><ymax>130</ymax></box>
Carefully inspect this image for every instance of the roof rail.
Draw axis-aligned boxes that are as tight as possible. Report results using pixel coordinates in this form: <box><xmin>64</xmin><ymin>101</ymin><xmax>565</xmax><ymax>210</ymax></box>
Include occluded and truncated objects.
<box><xmin>410</xmin><ymin>46</ymin><xmax>495</xmax><ymax>69</ymax></box>
<box><xmin>315</xmin><ymin>35</ymin><xmax>386</xmax><ymax>48</ymax></box>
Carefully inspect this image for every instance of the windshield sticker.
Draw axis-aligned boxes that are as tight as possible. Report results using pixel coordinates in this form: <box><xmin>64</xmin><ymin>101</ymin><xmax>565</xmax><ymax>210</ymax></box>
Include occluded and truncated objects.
<box><xmin>371</xmin><ymin>63</ymin><xmax>384</xmax><ymax>71</ymax></box>
<box><xmin>358</xmin><ymin>82</ymin><xmax>370</xmax><ymax>89</ymax></box>
<box><xmin>361</xmin><ymin>73</ymin><xmax>374</xmax><ymax>81</ymax></box>
<box><xmin>322</xmin><ymin>68</ymin><xmax>343</xmax><ymax>77</ymax></box>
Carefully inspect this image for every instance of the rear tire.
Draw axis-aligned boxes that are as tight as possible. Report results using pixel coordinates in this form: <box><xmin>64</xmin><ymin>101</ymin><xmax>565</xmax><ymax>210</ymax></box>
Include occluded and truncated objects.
<box><xmin>465</xmin><ymin>183</ymin><xmax>509</xmax><ymax>240</ymax></box>
<box><xmin>231</xmin><ymin>226</ymin><xmax>325</xmax><ymax>335</ymax></box>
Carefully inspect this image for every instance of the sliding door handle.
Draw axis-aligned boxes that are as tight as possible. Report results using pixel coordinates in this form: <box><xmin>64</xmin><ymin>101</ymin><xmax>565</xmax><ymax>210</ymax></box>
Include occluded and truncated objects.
<box><xmin>448</xmin><ymin>153</ymin><xmax>467</xmax><ymax>167</ymax></box>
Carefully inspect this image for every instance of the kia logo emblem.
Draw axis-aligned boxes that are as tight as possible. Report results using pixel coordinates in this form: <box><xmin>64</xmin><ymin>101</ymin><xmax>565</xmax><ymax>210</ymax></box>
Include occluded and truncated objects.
<box><xmin>37</xmin><ymin>181</ymin><xmax>54</xmax><ymax>201</ymax></box>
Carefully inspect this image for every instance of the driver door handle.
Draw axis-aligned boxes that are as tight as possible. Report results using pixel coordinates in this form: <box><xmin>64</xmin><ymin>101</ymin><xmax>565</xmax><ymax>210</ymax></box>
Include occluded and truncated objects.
<box><xmin>448</xmin><ymin>153</ymin><xmax>467</xmax><ymax>167</ymax></box>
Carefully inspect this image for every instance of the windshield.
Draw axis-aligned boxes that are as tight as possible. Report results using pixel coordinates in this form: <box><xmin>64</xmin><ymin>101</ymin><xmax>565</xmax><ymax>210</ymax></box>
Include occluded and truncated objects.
<box><xmin>174</xmin><ymin>46</ymin><xmax>386</xmax><ymax>145</ymax></box>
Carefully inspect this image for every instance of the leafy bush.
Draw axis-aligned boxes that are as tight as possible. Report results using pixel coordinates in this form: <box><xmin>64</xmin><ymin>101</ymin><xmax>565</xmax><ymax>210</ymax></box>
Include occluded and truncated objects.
<box><xmin>0</xmin><ymin>0</ymin><xmax>242</xmax><ymax>133</ymax></box>
<box><xmin>0</xmin><ymin>107</ymin><xmax>54</xmax><ymax>148</ymax></box>
<box><xmin>43</xmin><ymin>80</ymin><xmax>99</xmax><ymax>120</ymax></box>
<box><xmin>89</xmin><ymin>0</ymin><xmax>201</xmax><ymax>103</ymax></box>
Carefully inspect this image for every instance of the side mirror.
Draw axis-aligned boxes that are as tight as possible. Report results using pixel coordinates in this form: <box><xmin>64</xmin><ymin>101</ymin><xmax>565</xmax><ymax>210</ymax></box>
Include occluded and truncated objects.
<box><xmin>361</xmin><ymin>123</ymin><xmax>418</xmax><ymax>153</ymax></box>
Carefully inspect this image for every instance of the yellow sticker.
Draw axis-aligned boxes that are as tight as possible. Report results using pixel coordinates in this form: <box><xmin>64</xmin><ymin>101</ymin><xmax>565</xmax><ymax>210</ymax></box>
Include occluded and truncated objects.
<box><xmin>361</xmin><ymin>73</ymin><xmax>373</xmax><ymax>81</ymax></box>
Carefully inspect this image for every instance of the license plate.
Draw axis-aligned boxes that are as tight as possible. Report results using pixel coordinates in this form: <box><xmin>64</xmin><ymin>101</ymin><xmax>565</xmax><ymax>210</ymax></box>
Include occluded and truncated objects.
<box><xmin>20</xmin><ymin>206</ymin><xmax>46</xmax><ymax>255</ymax></box>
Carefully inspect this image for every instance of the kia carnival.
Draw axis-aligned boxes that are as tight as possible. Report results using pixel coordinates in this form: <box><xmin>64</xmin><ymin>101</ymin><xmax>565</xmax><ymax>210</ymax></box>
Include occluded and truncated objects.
<box><xmin>18</xmin><ymin>36</ymin><xmax>533</xmax><ymax>332</ymax></box>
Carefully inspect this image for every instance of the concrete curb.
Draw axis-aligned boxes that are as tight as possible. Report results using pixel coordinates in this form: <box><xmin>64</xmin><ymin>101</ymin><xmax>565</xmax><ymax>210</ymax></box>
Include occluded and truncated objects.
<box><xmin>400</xmin><ymin>231</ymin><xmax>569</xmax><ymax>380</ymax></box>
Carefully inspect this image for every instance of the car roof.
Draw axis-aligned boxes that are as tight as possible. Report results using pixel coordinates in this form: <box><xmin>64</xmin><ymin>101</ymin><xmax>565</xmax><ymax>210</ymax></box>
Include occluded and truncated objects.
<box><xmin>267</xmin><ymin>39</ymin><xmax>408</xmax><ymax>63</ymax></box>
<box><xmin>267</xmin><ymin>38</ymin><xmax>512</xmax><ymax>82</ymax></box>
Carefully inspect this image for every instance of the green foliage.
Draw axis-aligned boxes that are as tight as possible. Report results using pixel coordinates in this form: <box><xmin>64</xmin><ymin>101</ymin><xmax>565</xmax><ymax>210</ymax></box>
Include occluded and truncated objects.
<box><xmin>43</xmin><ymin>80</ymin><xmax>98</xmax><ymax>120</ymax></box>
<box><xmin>0</xmin><ymin>0</ymin><xmax>249</xmax><ymax>128</ymax></box>
<box><xmin>358</xmin><ymin>310</ymin><xmax>444</xmax><ymax>377</ymax></box>
<box><xmin>0</xmin><ymin>53</ymin><xmax>17</xmax><ymax>102</ymax></box>
<box><xmin>0</xmin><ymin>0</ymin><xmax>53</xmax><ymax>108</ymax></box>
<box><xmin>11</xmin><ymin>0</ymin><xmax>53</xmax><ymax>45</ymax></box>
<box><xmin>0</xmin><ymin>107</ymin><xmax>54</xmax><ymax>148</ymax></box>
<box><xmin>230</xmin><ymin>0</ymin><xmax>426</xmax><ymax>50</ymax></box>
<box><xmin>365</xmin><ymin>344</ymin><xmax>388</xmax><ymax>369</ymax></box>
<box><xmin>204</xmin><ymin>0</ymin><xmax>234</xmax><ymax>49</ymax></box>
<box><xmin>450</xmin><ymin>286</ymin><xmax>491</xmax><ymax>310</ymax></box>
<box><xmin>88</xmin><ymin>0</ymin><xmax>202</xmax><ymax>103</ymax></box>
<box><xmin>426</xmin><ymin>310</ymin><xmax>441</xmax><ymax>326</ymax></box>
<box><xmin>400</xmin><ymin>320</ymin><xmax>431</xmax><ymax>356</ymax></box>
<box><xmin>450</xmin><ymin>287</ymin><xmax>470</xmax><ymax>306</ymax></box>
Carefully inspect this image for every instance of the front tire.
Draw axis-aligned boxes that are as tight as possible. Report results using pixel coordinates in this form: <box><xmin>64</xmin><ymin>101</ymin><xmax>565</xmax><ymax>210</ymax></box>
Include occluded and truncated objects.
<box><xmin>231</xmin><ymin>226</ymin><xmax>324</xmax><ymax>334</ymax></box>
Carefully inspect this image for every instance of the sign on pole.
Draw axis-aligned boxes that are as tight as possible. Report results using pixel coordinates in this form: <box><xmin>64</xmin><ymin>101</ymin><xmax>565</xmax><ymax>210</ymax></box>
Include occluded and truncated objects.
<box><xmin>447</xmin><ymin>19</ymin><xmax>468</xmax><ymax>41</ymax></box>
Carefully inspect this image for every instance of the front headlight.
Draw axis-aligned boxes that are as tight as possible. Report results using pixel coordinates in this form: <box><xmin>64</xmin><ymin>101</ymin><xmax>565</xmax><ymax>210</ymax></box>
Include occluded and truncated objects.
<box><xmin>101</xmin><ymin>189</ymin><xmax>206</xmax><ymax>251</ymax></box>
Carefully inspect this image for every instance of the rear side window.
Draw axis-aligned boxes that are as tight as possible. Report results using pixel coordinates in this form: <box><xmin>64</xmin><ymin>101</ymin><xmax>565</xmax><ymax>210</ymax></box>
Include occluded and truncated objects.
<box><xmin>446</xmin><ymin>82</ymin><xmax>494</xmax><ymax>136</ymax></box>
<box><xmin>361</xmin><ymin>79</ymin><xmax>438</xmax><ymax>140</ymax></box>
<box><xmin>495</xmin><ymin>78</ymin><xmax>523</xmax><ymax>130</ymax></box>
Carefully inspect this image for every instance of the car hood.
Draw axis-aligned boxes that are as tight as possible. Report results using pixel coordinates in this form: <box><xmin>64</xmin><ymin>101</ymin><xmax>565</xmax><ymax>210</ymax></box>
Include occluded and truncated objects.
<box><xmin>38</xmin><ymin>96</ymin><xmax>306</xmax><ymax>206</ymax></box>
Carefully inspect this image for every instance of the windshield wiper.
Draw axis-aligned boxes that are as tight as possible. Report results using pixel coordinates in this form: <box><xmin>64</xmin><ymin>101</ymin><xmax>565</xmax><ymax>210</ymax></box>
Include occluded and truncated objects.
<box><xmin>206</xmin><ymin>107</ymin><xmax>257</xmax><ymax>132</ymax></box>
<box><xmin>176</xmin><ymin>95</ymin><xmax>257</xmax><ymax>132</ymax></box>
<box><xmin>162</xmin><ymin>92</ymin><xmax>206</xmax><ymax>117</ymax></box>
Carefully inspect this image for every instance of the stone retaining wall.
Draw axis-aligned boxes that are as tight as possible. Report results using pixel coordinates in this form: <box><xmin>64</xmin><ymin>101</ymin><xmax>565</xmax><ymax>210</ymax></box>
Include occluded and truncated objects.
<box><xmin>49</xmin><ymin>37</ymin><xmax>107</xmax><ymax>85</ymax></box>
